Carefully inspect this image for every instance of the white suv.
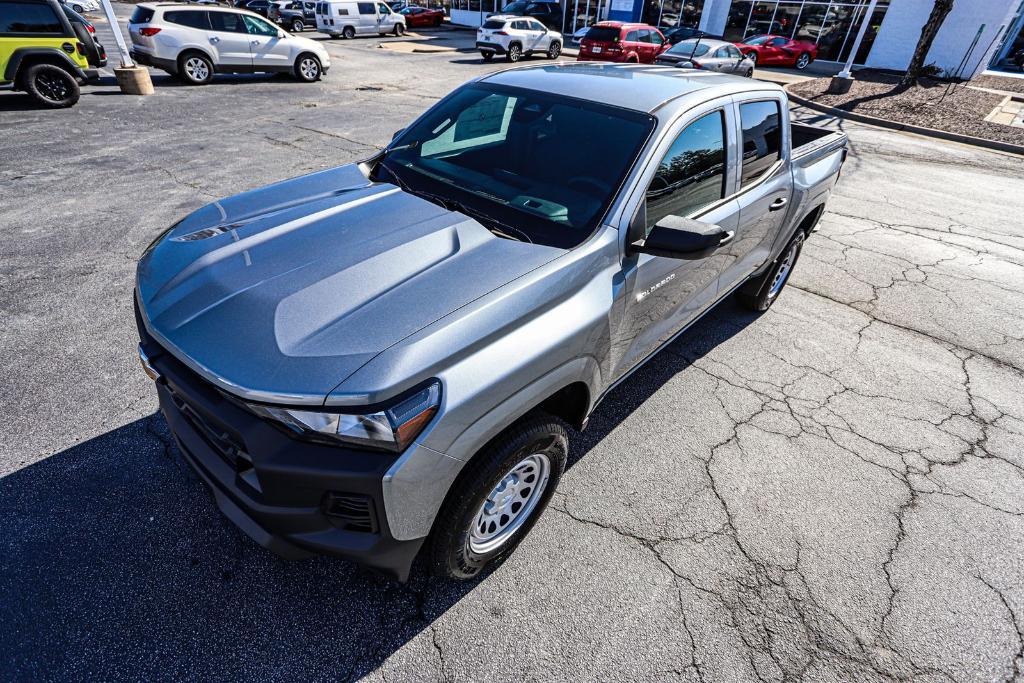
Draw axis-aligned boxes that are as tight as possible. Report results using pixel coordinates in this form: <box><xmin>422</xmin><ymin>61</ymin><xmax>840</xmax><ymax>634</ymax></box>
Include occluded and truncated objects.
<box><xmin>476</xmin><ymin>15</ymin><xmax>561</xmax><ymax>62</ymax></box>
<box><xmin>127</xmin><ymin>3</ymin><xmax>331</xmax><ymax>84</ymax></box>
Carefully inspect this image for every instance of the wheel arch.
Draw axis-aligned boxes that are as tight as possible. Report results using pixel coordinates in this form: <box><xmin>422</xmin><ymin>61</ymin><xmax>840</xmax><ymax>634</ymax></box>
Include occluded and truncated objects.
<box><xmin>4</xmin><ymin>48</ymin><xmax>85</xmax><ymax>84</ymax></box>
<box><xmin>177</xmin><ymin>46</ymin><xmax>217</xmax><ymax>70</ymax></box>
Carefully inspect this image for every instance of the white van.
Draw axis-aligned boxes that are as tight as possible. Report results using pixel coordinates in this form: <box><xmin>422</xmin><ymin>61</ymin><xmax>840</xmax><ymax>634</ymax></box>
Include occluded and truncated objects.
<box><xmin>315</xmin><ymin>1</ymin><xmax>405</xmax><ymax>37</ymax></box>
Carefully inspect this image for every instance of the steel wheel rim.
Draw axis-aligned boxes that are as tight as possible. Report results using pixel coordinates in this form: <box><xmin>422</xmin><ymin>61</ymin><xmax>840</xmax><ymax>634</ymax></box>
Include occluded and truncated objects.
<box><xmin>37</xmin><ymin>73</ymin><xmax>69</xmax><ymax>101</ymax></box>
<box><xmin>549</xmin><ymin>43</ymin><xmax>560</xmax><ymax>58</ymax></box>
<box><xmin>769</xmin><ymin>239</ymin><xmax>800</xmax><ymax>297</ymax></box>
<box><xmin>797</xmin><ymin>54</ymin><xmax>809</xmax><ymax>68</ymax></box>
<box><xmin>510</xmin><ymin>46</ymin><xmax>520</xmax><ymax>60</ymax></box>
<box><xmin>300</xmin><ymin>58</ymin><xmax>318</xmax><ymax>79</ymax></box>
<box><xmin>469</xmin><ymin>453</ymin><xmax>550</xmax><ymax>554</ymax></box>
<box><xmin>186</xmin><ymin>57</ymin><xmax>208</xmax><ymax>81</ymax></box>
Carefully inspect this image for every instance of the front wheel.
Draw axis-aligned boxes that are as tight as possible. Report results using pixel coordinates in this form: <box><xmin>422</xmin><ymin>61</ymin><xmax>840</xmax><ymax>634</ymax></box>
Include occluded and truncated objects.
<box><xmin>506</xmin><ymin>43</ymin><xmax>522</xmax><ymax>62</ymax></box>
<box><xmin>291</xmin><ymin>18</ymin><xmax>304</xmax><ymax>31</ymax></box>
<box><xmin>745</xmin><ymin>67</ymin><xmax>754</xmax><ymax>78</ymax></box>
<box><xmin>547</xmin><ymin>40</ymin><xmax>561</xmax><ymax>59</ymax></box>
<box><xmin>294</xmin><ymin>54</ymin><xmax>321</xmax><ymax>82</ymax></box>
<box><xmin>795</xmin><ymin>52</ymin><xmax>811</xmax><ymax>70</ymax></box>
<box><xmin>24</xmin><ymin>63</ymin><xmax>80</xmax><ymax>108</ymax></box>
<box><xmin>393</xmin><ymin>22</ymin><xmax>404</xmax><ymax>36</ymax></box>
<box><xmin>746</xmin><ymin>50</ymin><xmax>757</xmax><ymax>65</ymax></box>
<box><xmin>736</xmin><ymin>230</ymin><xmax>805</xmax><ymax>312</ymax></box>
<box><xmin>427</xmin><ymin>413</ymin><xmax>568</xmax><ymax>580</ymax></box>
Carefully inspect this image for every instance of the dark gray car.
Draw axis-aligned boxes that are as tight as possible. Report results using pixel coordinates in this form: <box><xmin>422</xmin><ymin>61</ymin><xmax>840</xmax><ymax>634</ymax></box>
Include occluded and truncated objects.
<box><xmin>135</xmin><ymin>64</ymin><xmax>846</xmax><ymax>582</ymax></box>
<box><xmin>656</xmin><ymin>38</ymin><xmax>755</xmax><ymax>76</ymax></box>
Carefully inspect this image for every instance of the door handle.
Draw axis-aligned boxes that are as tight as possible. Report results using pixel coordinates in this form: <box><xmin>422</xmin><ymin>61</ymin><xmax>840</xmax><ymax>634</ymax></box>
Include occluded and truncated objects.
<box><xmin>251</xmin><ymin>39</ymin><xmax>260</xmax><ymax>45</ymax></box>
<box><xmin>769</xmin><ymin>197</ymin><xmax>788</xmax><ymax>211</ymax></box>
<box><xmin>719</xmin><ymin>230</ymin><xmax>735</xmax><ymax>246</ymax></box>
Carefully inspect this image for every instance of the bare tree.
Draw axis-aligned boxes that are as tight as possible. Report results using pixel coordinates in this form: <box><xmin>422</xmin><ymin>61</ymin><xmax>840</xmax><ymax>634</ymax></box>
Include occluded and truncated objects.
<box><xmin>900</xmin><ymin>0</ymin><xmax>955</xmax><ymax>86</ymax></box>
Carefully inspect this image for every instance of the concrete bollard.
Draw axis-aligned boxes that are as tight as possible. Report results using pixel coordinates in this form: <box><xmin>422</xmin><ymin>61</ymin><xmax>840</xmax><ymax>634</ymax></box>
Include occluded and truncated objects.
<box><xmin>114</xmin><ymin>65</ymin><xmax>155</xmax><ymax>96</ymax></box>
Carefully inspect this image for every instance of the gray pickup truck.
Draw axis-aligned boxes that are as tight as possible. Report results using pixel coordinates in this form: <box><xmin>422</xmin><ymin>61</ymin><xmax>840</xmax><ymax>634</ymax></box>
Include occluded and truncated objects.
<box><xmin>135</xmin><ymin>64</ymin><xmax>847</xmax><ymax>581</ymax></box>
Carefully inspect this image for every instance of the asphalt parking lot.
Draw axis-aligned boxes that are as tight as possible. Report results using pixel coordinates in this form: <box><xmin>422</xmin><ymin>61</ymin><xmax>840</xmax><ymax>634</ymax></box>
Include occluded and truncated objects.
<box><xmin>3</xmin><ymin>7</ymin><xmax>1024</xmax><ymax>682</ymax></box>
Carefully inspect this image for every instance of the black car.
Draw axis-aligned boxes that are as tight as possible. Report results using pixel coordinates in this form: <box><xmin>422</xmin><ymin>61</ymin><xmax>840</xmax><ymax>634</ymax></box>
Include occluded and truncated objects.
<box><xmin>661</xmin><ymin>26</ymin><xmax>720</xmax><ymax>45</ymax></box>
<box><xmin>1013</xmin><ymin>48</ymin><xmax>1024</xmax><ymax>70</ymax></box>
<box><xmin>492</xmin><ymin>0</ymin><xmax>562</xmax><ymax>31</ymax></box>
<box><xmin>269</xmin><ymin>0</ymin><xmax>315</xmax><ymax>30</ymax></box>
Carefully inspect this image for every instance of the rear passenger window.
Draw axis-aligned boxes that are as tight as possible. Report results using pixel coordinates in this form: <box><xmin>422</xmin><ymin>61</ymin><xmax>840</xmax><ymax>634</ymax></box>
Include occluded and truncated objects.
<box><xmin>739</xmin><ymin>100</ymin><xmax>782</xmax><ymax>188</ymax></box>
<box><xmin>1</xmin><ymin>2</ymin><xmax>62</xmax><ymax>33</ymax></box>
<box><xmin>645</xmin><ymin>110</ymin><xmax>727</xmax><ymax>232</ymax></box>
<box><xmin>164</xmin><ymin>10</ymin><xmax>210</xmax><ymax>29</ymax></box>
<box><xmin>209</xmin><ymin>11</ymin><xmax>247</xmax><ymax>32</ymax></box>
<box><xmin>624</xmin><ymin>30</ymin><xmax>638</xmax><ymax>42</ymax></box>
<box><xmin>338</xmin><ymin>7</ymin><xmax>349</xmax><ymax>14</ymax></box>
<box><xmin>357</xmin><ymin>2</ymin><xmax>374</xmax><ymax>13</ymax></box>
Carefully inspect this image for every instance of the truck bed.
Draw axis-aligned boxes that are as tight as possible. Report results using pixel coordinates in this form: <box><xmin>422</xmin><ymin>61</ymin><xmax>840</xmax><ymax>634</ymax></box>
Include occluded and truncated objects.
<box><xmin>791</xmin><ymin>121</ymin><xmax>848</xmax><ymax>165</ymax></box>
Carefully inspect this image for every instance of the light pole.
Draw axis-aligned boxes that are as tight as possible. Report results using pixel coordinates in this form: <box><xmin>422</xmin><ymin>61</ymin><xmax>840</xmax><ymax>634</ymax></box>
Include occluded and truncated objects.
<box><xmin>829</xmin><ymin>0</ymin><xmax>878</xmax><ymax>93</ymax></box>
<box><xmin>99</xmin><ymin>0</ymin><xmax>155</xmax><ymax>94</ymax></box>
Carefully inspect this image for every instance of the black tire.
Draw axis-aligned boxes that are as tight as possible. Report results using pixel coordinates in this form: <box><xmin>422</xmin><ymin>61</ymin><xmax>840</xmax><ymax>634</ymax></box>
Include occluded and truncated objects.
<box><xmin>481</xmin><ymin>50</ymin><xmax>494</xmax><ymax>61</ymax></box>
<box><xmin>506</xmin><ymin>42</ymin><xmax>522</xmax><ymax>62</ymax></box>
<box><xmin>294</xmin><ymin>53</ymin><xmax>321</xmax><ymax>82</ymax></box>
<box><xmin>745</xmin><ymin>67</ymin><xmax>754</xmax><ymax>78</ymax></box>
<box><xmin>546</xmin><ymin>40</ymin><xmax>561</xmax><ymax>59</ymax></box>
<box><xmin>427</xmin><ymin>413</ymin><xmax>569</xmax><ymax>580</ymax></box>
<box><xmin>795</xmin><ymin>51</ymin><xmax>811</xmax><ymax>70</ymax></box>
<box><xmin>24</xmin><ymin>63</ymin><xmax>80</xmax><ymax>108</ymax></box>
<box><xmin>291</xmin><ymin>18</ymin><xmax>304</xmax><ymax>31</ymax></box>
<box><xmin>72</xmin><ymin>3</ymin><xmax>84</xmax><ymax>11</ymax></box>
<box><xmin>393</xmin><ymin>22</ymin><xmax>404</xmax><ymax>36</ymax></box>
<box><xmin>342</xmin><ymin>25</ymin><xmax>355</xmax><ymax>39</ymax></box>
<box><xmin>736</xmin><ymin>230</ymin><xmax>805</xmax><ymax>312</ymax></box>
<box><xmin>178</xmin><ymin>51</ymin><xmax>214</xmax><ymax>84</ymax></box>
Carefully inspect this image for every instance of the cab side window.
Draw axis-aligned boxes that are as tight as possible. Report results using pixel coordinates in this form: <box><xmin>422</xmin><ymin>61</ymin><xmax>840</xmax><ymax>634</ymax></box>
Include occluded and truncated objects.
<box><xmin>377</xmin><ymin>3</ymin><xmax>390</xmax><ymax>14</ymax></box>
<box><xmin>645</xmin><ymin>110</ymin><xmax>727</xmax><ymax>233</ymax></box>
<box><xmin>738</xmin><ymin>100</ymin><xmax>782</xmax><ymax>188</ymax></box>
<box><xmin>1</xmin><ymin>1</ymin><xmax>63</xmax><ymax>33</ymax></box>
<box><xmin>243</xmin><ymin>14</ymin><xmax>278</xmax><ymax>35</ymax></box>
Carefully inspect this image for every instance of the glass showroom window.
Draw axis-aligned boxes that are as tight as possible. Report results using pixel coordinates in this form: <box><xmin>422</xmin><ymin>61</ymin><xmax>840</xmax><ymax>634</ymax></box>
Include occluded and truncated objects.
<box><xmin>728</xmin><ymin>1</ymin><xmax>889</xmax><ymax>64</ymax></box>
<box><xmin>641</xmin><ymin>0</ymin><xmax>705</xmax><ymax>30</ymax></box>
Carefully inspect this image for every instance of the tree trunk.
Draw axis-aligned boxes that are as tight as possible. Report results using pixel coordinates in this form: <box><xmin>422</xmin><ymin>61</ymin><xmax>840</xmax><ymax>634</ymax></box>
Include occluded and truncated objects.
<box><xmin>900</xmin><ymin>0</ymin><xmax>955</xmax><ymax>86</ymax></box>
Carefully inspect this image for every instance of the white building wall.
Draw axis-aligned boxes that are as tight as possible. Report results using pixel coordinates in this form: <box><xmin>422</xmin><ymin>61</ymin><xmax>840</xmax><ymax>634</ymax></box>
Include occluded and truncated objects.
<box><xmin>862</xmin><ymin>0</ymin><xmax>1018</xmax><ymax>77</ymax></box>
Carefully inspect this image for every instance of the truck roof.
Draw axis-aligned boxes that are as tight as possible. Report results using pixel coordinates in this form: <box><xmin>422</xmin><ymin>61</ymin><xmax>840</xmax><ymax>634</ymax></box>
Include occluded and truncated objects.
<box><xmin>481</xmin><ymin>63</ymin><xmax>783</xmax><ymax>114</ymax></box>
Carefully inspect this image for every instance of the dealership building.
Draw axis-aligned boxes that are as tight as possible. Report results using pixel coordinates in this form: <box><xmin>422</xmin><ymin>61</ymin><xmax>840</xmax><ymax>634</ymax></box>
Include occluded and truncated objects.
<box><xmin>450</xmin><ymin>0</ymin><xmax>1024</xmax><ymax>78</ymax></box>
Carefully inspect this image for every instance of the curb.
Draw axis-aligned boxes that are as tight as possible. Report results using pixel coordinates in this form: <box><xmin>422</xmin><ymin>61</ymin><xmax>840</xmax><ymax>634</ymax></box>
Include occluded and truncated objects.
<box><xmin>783</xmin><ymin>84</ymin><xmax>1024</xmax><ymax>157</ymax></box>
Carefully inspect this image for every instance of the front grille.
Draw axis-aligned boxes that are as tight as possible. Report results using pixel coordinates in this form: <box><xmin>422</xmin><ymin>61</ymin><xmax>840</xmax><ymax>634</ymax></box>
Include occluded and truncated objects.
<box><xmin>165</xmin><ymin>381</ymin><xmax>250</xmax><ymax>473</ymax></box>
<box><xmin>323</xmin><ymin>493</ymin><xmax>378</xmax><ymax>533</ymax></box>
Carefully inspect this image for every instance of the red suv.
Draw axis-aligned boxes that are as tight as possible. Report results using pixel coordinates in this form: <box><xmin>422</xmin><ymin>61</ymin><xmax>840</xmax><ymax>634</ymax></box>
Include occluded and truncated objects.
<box><xmin>577</xmin><ymin>22</ymin><xmax>668</xmax><ymax>64</ymax></box>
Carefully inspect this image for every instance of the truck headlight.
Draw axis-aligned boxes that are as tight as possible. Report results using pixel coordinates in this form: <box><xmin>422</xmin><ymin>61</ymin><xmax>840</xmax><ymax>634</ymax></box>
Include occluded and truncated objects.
<box><xmin>247</xmin><ymin>382</ymin><xmax>440</xmax><ymax>453</ymax></box>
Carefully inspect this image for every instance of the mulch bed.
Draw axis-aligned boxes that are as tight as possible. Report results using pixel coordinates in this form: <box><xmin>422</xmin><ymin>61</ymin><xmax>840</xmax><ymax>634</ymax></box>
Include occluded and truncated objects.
<box><xmin>788</xmin><ymin>70</ymin><xmax>1024</xmax><ymax>147</ymax></box>
<box><xmin>972</xmin><ymin>73</ymin><xmax>1024</xmax><ymax>95</ymax></box>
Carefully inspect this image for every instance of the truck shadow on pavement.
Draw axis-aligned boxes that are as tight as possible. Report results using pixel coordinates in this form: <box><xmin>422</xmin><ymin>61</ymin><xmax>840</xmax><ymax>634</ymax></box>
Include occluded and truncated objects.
<box><xmin>1</xmin><ymin>299</ymin><xmax>759</xmax><ymax>679</ymax></box>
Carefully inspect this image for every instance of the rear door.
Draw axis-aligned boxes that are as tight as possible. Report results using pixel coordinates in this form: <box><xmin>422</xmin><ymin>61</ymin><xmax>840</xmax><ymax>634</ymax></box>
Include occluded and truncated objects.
<box><xmin>207</xmin><ymin>10</ymin><xmax>253</xmax><ymax>67</ymax></box>
<box><xmin>614</xmin><ymin>99</ymin><xmax>741</xmax><ymax>380</ymax></box>
<box><xmin>243</xmin><ymin>14</ymin><xmax>290</xmax><ymax>70</ymax></box>
<box><xmin>718</xmin><ymin>95</ymin><xmax>792</xmax><ymax>293</ymax></box>
<box><xmin>622</xmin><ymin>29</ymin><xmax>640</xmax><ymax>60</ymax></box>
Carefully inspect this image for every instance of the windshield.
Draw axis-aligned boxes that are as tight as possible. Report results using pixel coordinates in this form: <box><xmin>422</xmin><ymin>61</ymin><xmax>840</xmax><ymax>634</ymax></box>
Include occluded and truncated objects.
<box><xmin>502</xmin><ymin>1</ymin><xmax>527</xmax><ymax>12</ymax></box>
<box><xmin>742</xmin><ymin>35</ymin><xmax>770</xmax><ymax>45</ymax></box>
<box><xmin>377</xmin><ymin>84</ymin><xmax>655</xmax><ymax>249</ymax></box>
<box><xmin>666</xmin><ymin>40</ymin><xmax>711</xmax><ymax>56</ymax></box>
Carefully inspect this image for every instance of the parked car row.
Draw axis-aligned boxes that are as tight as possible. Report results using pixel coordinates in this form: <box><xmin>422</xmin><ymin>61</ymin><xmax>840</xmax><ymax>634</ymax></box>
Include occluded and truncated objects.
<box><xmin>575</xmin><ymin>21</ymin><xmax>817</xmax><ymax>70</ymax></box>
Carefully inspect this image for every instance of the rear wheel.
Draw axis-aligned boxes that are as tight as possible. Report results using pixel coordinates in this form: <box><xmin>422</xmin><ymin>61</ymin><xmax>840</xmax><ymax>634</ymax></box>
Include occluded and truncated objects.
<box><xmin>291</xmin><ymin>18</ymin><xmax>304</xmax><ymax>31</ymax></box>
<box><xmin>480</xmin><ymin>50</ymin><xmax>494</xmax><ymax>61</ymax></box>
<box><xmin>795</xmin><ymin>51</ymin><xmax>811</xmax><ymax>70</ymax></box>
<box><xmin>178</xmin><ymin>51</ymin><xmax>213</xmax><ymax>84</ymax></box>
<box><xmin>72</xmin><ymin>3</ymin><xmax>84</xmax><ymax>11</ymax></box>
<box><xmin>24</xmin><ymin>63</ymin><xmax>80</xmax><ymax>108</ymax></box>
<box><xmin>427</xmin><ymin>413</ymin><xmax>568</xmax><ymax>580</ymax></box>
<box><xmin>342</xmin><ymin>25</ymin><xmax>355</xmax><ymax>39</ymax></box>
<box><xmin>506</xmin><ymin>42</ymin><xmax>522</xmax><ymax>62</ymax></box>
<box><xmin>294</xmin><ymin>53</ymin><xmax>321</xmax><ymax>81</ymax></box>
<box><xmin>736</xmin><ymin>230</ymin><xmax>805</xmax><ymax>312</ymax></box>
<box><xmin>547</xmin><ymin>40</ymin><xmax>561</xmax><ymax>59</ymax></box>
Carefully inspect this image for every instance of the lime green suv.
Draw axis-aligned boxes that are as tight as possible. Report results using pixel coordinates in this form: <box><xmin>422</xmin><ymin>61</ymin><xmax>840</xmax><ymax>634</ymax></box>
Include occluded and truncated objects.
<box><xmin>1</xmin><ymin>0</ymin><xmax>106</xmax><ymax>107</ymax></box>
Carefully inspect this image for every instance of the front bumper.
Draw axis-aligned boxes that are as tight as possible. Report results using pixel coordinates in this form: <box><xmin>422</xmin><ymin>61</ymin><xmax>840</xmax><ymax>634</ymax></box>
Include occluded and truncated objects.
<box><xmin>140</xmin><ymin>339</ymin><xmax>425</xmax><ymax>581</ymax></box>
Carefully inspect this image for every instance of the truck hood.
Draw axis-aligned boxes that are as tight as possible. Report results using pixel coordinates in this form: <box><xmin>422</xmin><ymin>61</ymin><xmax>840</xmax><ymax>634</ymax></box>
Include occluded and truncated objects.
<box><xmin>136</xmin><ymin>163</ymin><xmax>562</xmax><ymax>406</ymax></box>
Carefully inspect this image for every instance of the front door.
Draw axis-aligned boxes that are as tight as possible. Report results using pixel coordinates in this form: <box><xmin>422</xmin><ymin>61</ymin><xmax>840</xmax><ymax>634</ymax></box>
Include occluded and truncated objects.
<box><xmin>375</xmin><ymin>2</ymin><xmax>393</xmax><ymax>31</ymax></box>
<box><xmin>718</xmin><ymin>97</ymin><xmax>793</xmax><ymax>294</ymax></box>
<box><xmin>243</xmin><ymin>14</ymin><xmax>290</xmax><ymax>71</ymax></box>
<box><xmin>613</xmin><ymin>105</ymin><xmax>740</xmax><ymax>380</ymax></box>
<box><xmin>207</xmin><ymin>10</ymin><xmax>253</xmax><ymax>68</ymax></box>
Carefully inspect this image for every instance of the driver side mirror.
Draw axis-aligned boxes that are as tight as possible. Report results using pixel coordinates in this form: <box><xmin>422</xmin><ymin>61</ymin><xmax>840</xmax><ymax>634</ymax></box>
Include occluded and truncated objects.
<box><xmin>391</xmin><ymin>128</ymin><xmax>404</xmax><ymax>141</ymax></box>
<box><xmin>632</xmin><ymin>215</ymin><xmax>733</xmax><ymax>260</ymax></box>
<box><xmin>277</xmin><ymin>29</ymin><xmax>285</xmax><ymax>37</ymax></box>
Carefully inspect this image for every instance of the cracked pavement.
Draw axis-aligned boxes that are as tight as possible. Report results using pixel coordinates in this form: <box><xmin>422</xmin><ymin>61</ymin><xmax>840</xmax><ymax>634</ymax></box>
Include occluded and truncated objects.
<box><xmin>2</xmin><ymin>18</ymin><xmax>1024</xmax><ymax>682</ymax></box>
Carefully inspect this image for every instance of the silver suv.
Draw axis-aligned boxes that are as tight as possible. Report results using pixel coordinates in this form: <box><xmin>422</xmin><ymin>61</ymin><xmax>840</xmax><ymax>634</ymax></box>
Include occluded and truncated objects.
<box><xmin>135</xmin><ymin>64</ymin><xmax>846</xmax><ymax>581</ymax></box>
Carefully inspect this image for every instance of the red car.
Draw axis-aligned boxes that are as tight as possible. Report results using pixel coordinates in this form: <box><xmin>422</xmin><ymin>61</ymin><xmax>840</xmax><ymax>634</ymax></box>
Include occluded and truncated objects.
<box><xmin>735</xmin><ymin>34</ymin><xmax>817</xmax><ymax>69</ymax></box>
<box><xmin>577</xmin><ymin>22</ymin><xmax>669</xmax><ymax>64</ymax></box>
<box><xmin>400</xmin><ymin>6</ymin><xmax>445</xmax><ymax>28</ymax></box>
